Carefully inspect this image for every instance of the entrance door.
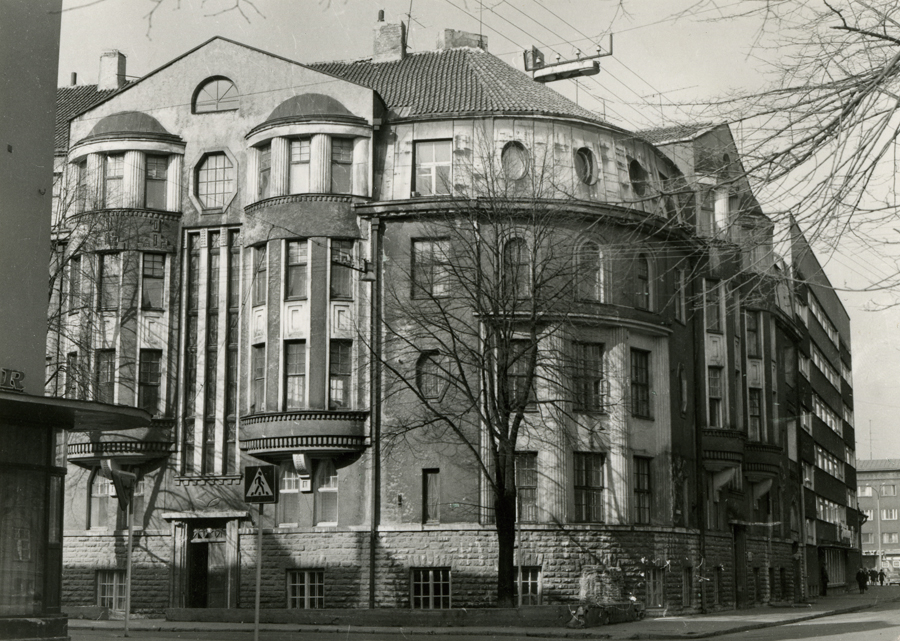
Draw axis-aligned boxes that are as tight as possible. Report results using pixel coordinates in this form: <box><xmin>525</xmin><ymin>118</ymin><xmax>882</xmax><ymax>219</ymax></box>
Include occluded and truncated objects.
<box><xmin>187</xmin><ymin>522</ymin><xmax>228</xmax><ymax>608</ymax></box>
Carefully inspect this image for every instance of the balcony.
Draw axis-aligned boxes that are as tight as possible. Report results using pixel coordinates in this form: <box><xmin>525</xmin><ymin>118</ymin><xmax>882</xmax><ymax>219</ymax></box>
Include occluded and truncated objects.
<box><xmin>67</xmin><ymin>418</ymin><xmax>174</xmax><ymax>472</ymax></box>
<box><xmin>239</xmin><ymin>410</ymin><xmax>367</xmax><ymax>461</ymax></box>
<box><xmin>701</xmin><ymin>428</ymin><xmax>745</xmax><ymax>467</ymax></box>
<box><xmin>744</xmin><ymin>441</ymin><xmax>783</xmax><ymax>479</ymax></box>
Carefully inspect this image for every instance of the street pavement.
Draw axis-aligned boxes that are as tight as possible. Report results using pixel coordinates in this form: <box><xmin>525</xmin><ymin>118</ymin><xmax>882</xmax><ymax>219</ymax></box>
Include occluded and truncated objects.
<box><xmin>69</xmin><ymin>585</ymin><xmax>900</xmax><ymax>640</ymax></box>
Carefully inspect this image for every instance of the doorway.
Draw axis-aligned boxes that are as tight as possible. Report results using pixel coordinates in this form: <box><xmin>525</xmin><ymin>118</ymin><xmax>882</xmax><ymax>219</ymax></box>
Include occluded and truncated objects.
<box><xmin>187</xmin><ymin>522</ymin><xmax>228</xmax><ymax>608</ymax></box>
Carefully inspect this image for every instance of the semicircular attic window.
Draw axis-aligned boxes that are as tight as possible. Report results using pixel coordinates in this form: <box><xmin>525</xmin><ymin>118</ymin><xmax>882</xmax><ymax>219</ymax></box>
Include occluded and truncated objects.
<box><xmin>193</xmin><ymin>77</ymin><xmax>239</xmax><ymax>113</ymax></box>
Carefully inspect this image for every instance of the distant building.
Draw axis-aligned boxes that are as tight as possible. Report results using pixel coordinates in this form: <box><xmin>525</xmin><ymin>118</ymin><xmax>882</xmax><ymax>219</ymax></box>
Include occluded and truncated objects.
<box><xmin>48</xmin><ymin>17</ymin><xmax>857</xmax><ymax>617</ymax></box>
<box><xmin>858</xmin><ymin>459</ymin><xmax>900</xmax><ymax>571</ymax></box>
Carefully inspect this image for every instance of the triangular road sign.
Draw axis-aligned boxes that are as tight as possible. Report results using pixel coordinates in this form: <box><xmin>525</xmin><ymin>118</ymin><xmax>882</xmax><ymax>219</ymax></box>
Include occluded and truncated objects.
<box><xmin>244</xmin><ymin>465</ymin><xmax>279</xmax><ymax>503</ymax></box>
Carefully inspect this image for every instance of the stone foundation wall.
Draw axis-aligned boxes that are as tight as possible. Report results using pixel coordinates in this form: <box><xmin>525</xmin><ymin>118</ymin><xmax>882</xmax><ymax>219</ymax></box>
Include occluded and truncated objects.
<box><xmin>62</xmin><ymin>525</ymin><xmax>796</xmax><ymax>615</ymax></box>
<box><xmin>62</xmin><ymin>530</ymin><xmax>171</xmax><ymax>614</ymax></box>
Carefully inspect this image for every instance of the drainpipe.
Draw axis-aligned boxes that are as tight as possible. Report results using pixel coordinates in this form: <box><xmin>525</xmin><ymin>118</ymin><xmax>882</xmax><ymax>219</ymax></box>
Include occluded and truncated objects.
<box><xmin>368</xmin><ymin>217</ymin><xmax>382</xmax><ymax>608</ymax></box>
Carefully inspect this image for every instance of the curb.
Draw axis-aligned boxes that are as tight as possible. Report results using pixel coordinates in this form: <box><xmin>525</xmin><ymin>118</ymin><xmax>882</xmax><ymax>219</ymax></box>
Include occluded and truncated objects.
<box><xmin>69</xmin><ymin>596</ymin><xmax>900</xmax><ymax>639</ymax></box>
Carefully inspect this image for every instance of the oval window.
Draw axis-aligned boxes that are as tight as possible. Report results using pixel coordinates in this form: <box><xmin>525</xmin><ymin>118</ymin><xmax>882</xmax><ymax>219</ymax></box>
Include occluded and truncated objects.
<box><xmin>629</xmin><ymin>159</ymin><xmax>647</xmax><ymax>197</ymax></box>
<box><xmin>575</xmin><ymin>147</ymin><xmax>595</xmax><ymax>185</ymax></box>
<box><xmin>501</xmin><ymin>141</ymin><xmax>529</xmax><ymax>181</ymax></box>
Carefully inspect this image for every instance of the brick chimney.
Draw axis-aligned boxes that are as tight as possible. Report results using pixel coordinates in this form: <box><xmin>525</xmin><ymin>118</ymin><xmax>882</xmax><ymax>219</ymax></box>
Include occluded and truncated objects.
<box><xmin>373</xmin><ymin>11</ymin><xmax>406</xmax><ymax>63</ymax></box>
<box><xmin>436</xmin><ymin>29</ymin><xmax>488</xmax><ymax>51</ymax></box>
<box><xmin>98</xmin><ymin>50</ymin><xmax>126</xmax><ymax>90</ymax></box>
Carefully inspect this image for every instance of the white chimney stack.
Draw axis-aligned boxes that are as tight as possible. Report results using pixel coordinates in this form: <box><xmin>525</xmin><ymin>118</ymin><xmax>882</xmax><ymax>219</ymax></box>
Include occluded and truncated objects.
<box><xmin>98</xmin><ymin>50</ymin><xmax>126</xmax><ymax>90</ymax></box>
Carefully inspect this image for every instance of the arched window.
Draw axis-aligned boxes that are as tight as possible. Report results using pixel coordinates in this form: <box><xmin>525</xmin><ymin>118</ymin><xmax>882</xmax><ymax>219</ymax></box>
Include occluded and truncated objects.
<box><xmin>501</xmin><ymin>141</ymin><xmax>529</xmax><ymax>181</ymax></box>
<box><xmin>315</xmin><ymin>460</ymin><xmax>339</xmax><ymax>525</ymax></box>
<box><xmin>88</xmin><ymin>470</ymin><xmax>110</xmax><ymax>530</ymax></box>
<box><xmin>634</xmin><ymin>254</ymin><xmax>651</xmax><ymax>310</ymax></box>
<box><xmin>502</xmin><ymin>237</ymin><xmax>530</xmax><ymax>299</ymax></box>
<box><xmin>628</xmin><ymin>159</ymin><xmax>648</xmax><ymax>197</ymax></box>
<box><xmin>576</xmin><ymin>240</ymin><xmax>604</xmax><ymax>302</ymax></box>
<box><xmin>193</xmin><ymin>77</ymin><xmax>239</xmax><ymax>113</ymax></box>
<box><xmin>574</xmin><ymin>148</ymin><xmax>596</xmax><ymax>185</ymax></box>
<box><xmin>417</xmin><ymin>351</ymin><xmax>447</xmax><ymax>399</ymax></box>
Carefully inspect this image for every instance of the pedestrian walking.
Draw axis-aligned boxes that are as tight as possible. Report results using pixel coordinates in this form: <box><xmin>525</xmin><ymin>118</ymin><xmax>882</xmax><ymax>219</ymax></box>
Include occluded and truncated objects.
<box><xmin>879</xmin><ymin>569</ymin><xmax>886</xmax><ymax>586</ymax></box>
<box><xmin>856</xmin><ymin>567</ymin><xmax>868</xmax><ymax>593</ymax></box>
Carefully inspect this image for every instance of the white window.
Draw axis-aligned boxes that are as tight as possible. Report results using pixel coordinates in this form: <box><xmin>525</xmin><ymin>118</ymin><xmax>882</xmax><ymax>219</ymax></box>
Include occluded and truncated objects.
<box><xmin>884</xmin><ymin>485</ymin><xmax>898</xmax><ymax>497</ymax></box>
<box><xmin>97</xmin><ymin>569</ymin><xmax>126</xmax><ymax>611</ymax></box>
<box><xmin>289</xmin><ymin>139</ymin><xmax>311</xmax><ymax>193</ymax></box>
<box><xmin>862</xmin><ymin>532</ymin><xmax>873</xmax><ymax>544</ymax></box>
<box><xmin>863</xmin><ymin>509</ymin><xmax>874</xmax><ymax>521</ymax></box>
<box><xmin>103</xmin><ymin>154</ymin><xmax>124</xmax><ymax>208</ymax></box>
<box><xmin>287</xmin><ymin>569</ymin><xmax>324</xmax><ymax>609</ymax></box>
<box><xmin>859</xmin><ymin>486</ymin><xmax>873</xmax><ymax>497</ymax></box>
<box><xmin>414</xmin><ymin>140</ymin><xmax>451</xmax><ymax>196</ymax></box>
<box><xmin>196</xmin><ymin>152</ymin><xmax>235</xmax><ymax>209</ymax></box>
<box><xmin>331</xmin><ymin>137</ymin><xmax>353</xmax><ymax>194</ymax></box>
<box><xmin>883</xmin><ymin>509</ymin><xmax>898</xmax><ymax>521</ymax></box>
<box><xmin>799</xmin><ymin>355</ymin><xmax>810</xmax><ymax>379</ymax></box>
<box><xmin>884</xmin><ymin>533</ymin><xmax>900</xmax><ymax>544</ymax></box>
<box><xmin>315</xmin><ymin>460</ymin><xmax>338</xmax><ymax>525</ymax></box>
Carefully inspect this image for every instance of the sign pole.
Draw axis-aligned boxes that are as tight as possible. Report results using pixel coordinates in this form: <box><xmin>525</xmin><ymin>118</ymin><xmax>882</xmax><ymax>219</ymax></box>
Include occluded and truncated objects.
<box><xmin>124</xmin><ymin>498</ymin><xmax>133</xmax><ymax>637</ymax></box>
<box><xmin>254</xmin><ymin>503</ymin><xmax>263</xmax><ymax>641</ymax></box>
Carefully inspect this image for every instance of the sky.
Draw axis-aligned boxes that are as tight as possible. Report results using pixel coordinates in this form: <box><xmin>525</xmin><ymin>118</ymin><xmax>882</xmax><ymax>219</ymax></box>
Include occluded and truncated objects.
<box><xmin>56</xmin><ymin>0</ymin><xmax>900</xmax><ymax>460</ymax></box>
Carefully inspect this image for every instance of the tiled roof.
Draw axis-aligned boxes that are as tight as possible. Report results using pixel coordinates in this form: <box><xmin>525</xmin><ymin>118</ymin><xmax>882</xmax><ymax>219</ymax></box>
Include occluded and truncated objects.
<box><xmin>55</xmin><ymin>85</ymin><xmax>118</xmax><ymax>152</ymax></box>
<box><xmin>857</xmin><ymin>459</ymin><xmax>900</xmax><ymax>472</ymax></box>
<box><xmin>638</xmin><ymin>122</ymin><xmax>716</xmax><ymax>145</ymax></box>
<box><xmin>310</xmin><ymin>48</ymin><xmax>607</xmax><ymax>124</ymax></box>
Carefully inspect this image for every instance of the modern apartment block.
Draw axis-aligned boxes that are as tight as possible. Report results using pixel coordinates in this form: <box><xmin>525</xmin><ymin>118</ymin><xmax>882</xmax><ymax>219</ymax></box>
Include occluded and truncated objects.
<box><xmin>858</xmin><ymin>459</ymin><xmax>900</xmax><ymax>571</ymax></box>
<box><xmin>47</xmin><ymin>18</ymin><xmax>857</xmax><ymax>616</ymax></box>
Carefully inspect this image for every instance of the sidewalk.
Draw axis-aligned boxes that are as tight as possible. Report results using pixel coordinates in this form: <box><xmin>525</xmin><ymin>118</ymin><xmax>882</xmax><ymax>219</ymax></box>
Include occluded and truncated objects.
<box><xmin>69</xmin><ymin>586</ymin><xmax>900</xmax><ymax>639</ymax></box>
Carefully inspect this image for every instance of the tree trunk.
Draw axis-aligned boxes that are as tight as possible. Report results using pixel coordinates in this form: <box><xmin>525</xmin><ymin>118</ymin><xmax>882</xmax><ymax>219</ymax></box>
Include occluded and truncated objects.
<box><xmin>495</xmin><ymin>488</ymin><xmax>517</xmax><ymax>608</ymax></box>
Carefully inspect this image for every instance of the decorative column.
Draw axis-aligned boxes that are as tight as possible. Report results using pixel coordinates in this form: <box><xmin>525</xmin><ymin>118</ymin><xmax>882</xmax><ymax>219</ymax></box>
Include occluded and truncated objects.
<box><xmin>166</xmin><ymin>155</ymin><xmax>183</xmax><ymax>212</ymax></box>
<box><xmin>124</xmin><ymin>150</ymin><xmax>144</xmax><ymax>208</ymax></box>
<box><xmin>352</xmin><ymin>137</ymin><xmax>369</xmax><ymax>197</ymax></box>
<box><xmin>271</xmin><ymin>137</ymin><xmax>289</xmax><ymax>197</ymax></box>
<box><xmin>310</xmin><ymin>134</ymin><xmax>329</xmax><ymax>193</ymax></box>
<box><xmin>606</xmin><ymin>326</ymin><xmax>630</xmax><ymax>524</ymax></box>
<box><xmin>86</xmin><ymin>153</ymin><xmax>103</xmax><ymax>210</ymax></box>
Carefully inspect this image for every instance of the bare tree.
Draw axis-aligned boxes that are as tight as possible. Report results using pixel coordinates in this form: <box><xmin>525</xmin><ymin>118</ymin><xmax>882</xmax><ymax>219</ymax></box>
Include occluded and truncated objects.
<box><xmin>669</xmin><ymin>1</ymin><xmax>900</xmax><ymax>283</ymax></box>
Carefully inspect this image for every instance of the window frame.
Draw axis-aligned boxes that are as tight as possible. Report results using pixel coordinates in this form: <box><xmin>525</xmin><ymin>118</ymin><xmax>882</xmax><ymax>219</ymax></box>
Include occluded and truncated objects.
<box><xmin>634</xmin><ymin>456</ymin><xmax>652</xmax><ymax>524</ymax></box>
<box><xmin>515</xmin><ymin>451</ymin><xmax>538</xmax><ymax>523</ymax></box>
<box><xmin>252</xmin><ymin>244</ymin><xmax>267</xmax><ymax>307</ymax></box>
<box><xmin>284</xmin><ymin>341</ymin><xmax>307</xmax><ymax>411</ymax></box>
<box><xmin>573</xmin><ymin>342</ymin><xmax>605</xmax><ymax>413</ymax></box>
<box><xmin>634</xmin><ymin>254</ymin><xmax>651</xmax><ymax>310</ymax></box>
<box><xmin>98</xmin><ymin>252</ymin><xmax>121</xmax><ymax>311</ymax></box>
<box><xmin>330</xmin><ymin>137</ymin><xmax>353</xmax><ymax>194</ymax></box>
<box><xmin>410</xmin><ymin>567</ymin><xmax>451</xmax><ymax>609</ymax></box>
<box><xmin>423</xmin><ymin>468</ymin><xmax>440</xmax><ymax>524</ymax></box>
<box><xmin>328</xmin><ymin>340</ymin><xmax>352</xmax><ymax>409</ymax></box>
<box><xmin>416</xmin><ymin>350</ymin><xmax>447</xmax><ymax>400</ymax></box>
<box><xmin>630</xmin><ymin>348</ymin><xmax>652</xmax><ymax>418</ymax></box>
<box><xmin>315</xmin><ymin>459</ymin><xmax>339</xmax><ymax>526</ymax></box>
<box><xmin>746</xmin><ymin>310</ymin><xmax>761</xmax><ymax>358</ymax></box>
<box><xmin>192</xmin><ymin>77</ymin><xmax>240</xmax><ymax>113</ymax></box>
<box><xmin>250</xmin><ymin>344</ymin><xmax>265</xmax><ymax>413</ymax></box>
<box><xmin>708</xmin><ymin>366</ymin><xmax>723</xmax><ymax>428</ymax></box>
<box><xmin>138</xmin><ymin>349</ymin><xmax>162</xmax><ymax>415</ymax></box>
<box><xmin>412</xmin><ymin>238</ymin><xmax>451</xmax><ymax>299</ymax></box>
<box><xmin>330</xmin><ymin>239</ymin><xmax>354</xmax><ymax>300</ymax></box>
<box><xmin>96</xmin><ymin>569</ymin><xmax>127</xmax><ymax>611</ymax></box>
<box><xmin>103</xmin><ymin>153</ymin><xmax>124</xmax><ymax>208</ymax></box>
<box><xmin>145</xmin><ymin>154</ymin><xmax>168</xmax><ymax>210</ymax></box>
<box><xmin>414</xmin><ymin>139</ymin><xmax>452</xmax><ymax>196</ymax></box>
<box><xmin>705</xmin><ymin>280</ymin><xmax>722</xmax><ymax>332</ymax></box>
<box><xmin>95</xmin><ymin>349</ymin><xmax>115</xmax><ymax>404</ymax></box>
<box><xmin>515</xmin><ymin>566</ymin><xmax>542</xmax><ymax>606</ymax></box>
<box><xmin>573</xmin><ymin>452</ymin><xmax>604</xmax><ymax>523</ymax></box>
<box><xmin>285</xmin><ymin>240</ymin><xmax>308</xmax><ymax>300</ymax></box>
<box><xmin>257</xmin><ymin>143</ymin><xmax>272</xmax><ymax>200</ymax></box>
<box><xmin>286</xmin><ymin>569</ymin><xmax>325</xmax><ymax>609</ymax></box>
<box><xmin>574</xmin><ymin>147</ymin><xmax>596</xmax><ymax>185</ymax></box>
<box><xmin>195</xmin><ymin>151</ymin><xmax>236</xmax><ymax>211</ymax></box>
<box><xmin>502</xmin><ymin>237</ymin><xmax>531</xmax><ymax>300</ymax></box>
<box><xmin>501</xmin><ymin>141</ymin><xmax>529</xmax><ymax>181</ymax></box>
<box><xmin>575</xmin><ymin>240</ymin><xmax>604</xmax><ymax>302</ymax></box>
<box><xmin>141</xmin><ymin>253</ymin><xmax>166</xmax><ymax>310</ymax></box>
<box><xmin>289</xmin><ymin>138</ymin><xmax>311</xmax><ymax>194</ymax></box>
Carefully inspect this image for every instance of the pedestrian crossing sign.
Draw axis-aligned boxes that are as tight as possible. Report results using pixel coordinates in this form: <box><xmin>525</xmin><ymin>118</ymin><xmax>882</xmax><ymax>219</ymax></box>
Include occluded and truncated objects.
<box><xmin>244</xmin><ymin>465</ymin><xmax>279</xmax><ymax>504</ymax></box>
